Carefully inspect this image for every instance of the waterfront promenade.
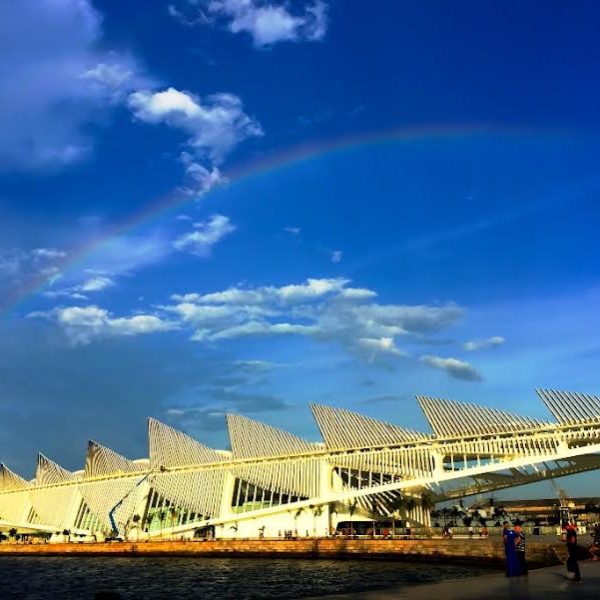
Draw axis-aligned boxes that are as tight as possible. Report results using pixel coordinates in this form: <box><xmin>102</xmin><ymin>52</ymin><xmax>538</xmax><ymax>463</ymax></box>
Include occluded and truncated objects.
<box><xmin>310</xmin><ymin>561</ymin><xmax>600</xmax><ymax>599</ymax></box>
<box><xmin>0</xmin><ymin>536</ymin><xmax>566</xmax><ymax>566</ymax></box>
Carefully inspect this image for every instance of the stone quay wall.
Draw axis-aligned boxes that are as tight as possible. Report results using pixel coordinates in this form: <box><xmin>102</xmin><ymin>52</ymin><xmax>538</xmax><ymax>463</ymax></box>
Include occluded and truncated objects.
<box><xmin>0</xmin><ymin>538</ymin><xmax>566</xmax><ymax>566</ymax></box>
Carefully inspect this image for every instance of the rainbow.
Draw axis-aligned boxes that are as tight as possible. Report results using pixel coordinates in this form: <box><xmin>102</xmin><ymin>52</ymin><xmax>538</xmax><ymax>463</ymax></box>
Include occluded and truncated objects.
<box><xmin>0</xmin><ymin>123</ymin><xmax>542</xmax><ymax>319</ymax></box>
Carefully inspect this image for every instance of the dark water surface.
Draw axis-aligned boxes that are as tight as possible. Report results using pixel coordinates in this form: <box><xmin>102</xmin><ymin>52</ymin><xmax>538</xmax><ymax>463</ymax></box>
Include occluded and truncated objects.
<box><xmin>0</xmin><ymin>556</ymin><xmax>495</xmax><ymax>599</ymax></box>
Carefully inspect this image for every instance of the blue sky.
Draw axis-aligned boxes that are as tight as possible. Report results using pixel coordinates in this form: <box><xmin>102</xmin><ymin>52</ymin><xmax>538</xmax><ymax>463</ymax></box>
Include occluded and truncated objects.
<box><xmin>1</xmin><ymin>1</ymin><xmax>600</xmax><ymax>498</ymax></box>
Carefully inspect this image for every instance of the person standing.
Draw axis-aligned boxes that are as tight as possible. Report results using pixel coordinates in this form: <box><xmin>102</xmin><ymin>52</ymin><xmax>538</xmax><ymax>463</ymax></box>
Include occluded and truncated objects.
<box><xmin>514</xmin><ymin>522</ymin><xmax>528</xmax><ymax>575</ymax></box>
<box><xmin>503</xmin><ymin>521</ymin><xmax>521</xmax><ymax>577</ymax></box>
<box><xmin>564</xmin><ymin>521</ymin><xmax>582</xmax><ymax>583</ymax></box>
<box><xmin>589</xmin><ymin>523</ymin><xmax>600</xmax><ymax>560</ymax></box>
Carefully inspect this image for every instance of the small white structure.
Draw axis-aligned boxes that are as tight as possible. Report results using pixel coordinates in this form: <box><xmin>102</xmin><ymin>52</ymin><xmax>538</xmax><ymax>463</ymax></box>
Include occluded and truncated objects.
<box><xmin>1</xmin><ymin>389</ymin><xmax>600</xmax><ymax>539</ymax></box>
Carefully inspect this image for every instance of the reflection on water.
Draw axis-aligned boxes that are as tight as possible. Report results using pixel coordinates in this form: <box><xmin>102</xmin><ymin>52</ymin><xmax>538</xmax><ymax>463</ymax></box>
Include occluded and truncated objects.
<box><xmin>0</xmin><ymin>556</ymin><xmax>495</xmax><ymax>599</ymax></box>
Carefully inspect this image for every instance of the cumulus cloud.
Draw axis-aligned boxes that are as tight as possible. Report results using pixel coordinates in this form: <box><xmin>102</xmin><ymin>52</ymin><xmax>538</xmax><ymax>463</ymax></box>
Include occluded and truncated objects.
<box><xmin>420</xmin><ymin>355</ymin><xmax>483</xmax><ymax>382</ymax></box>
<box><xmin>31</xmin><ymin>305</ymin><xmax>178</xmax><ymax>345</ymax></box>
<box><xmin>44</xmin><ymin>275</ymin><xmax>115</xmax><ymax>300</ymax></box>
<box><xmin>171</xmin><ymin>1</ymin><xmax>328</xmax><ymax>48</ymax></box>
<box><xmin>128</xmin><ymin>87</ymin><xmax>261</xmax><ymax>201</ymax></box>
<box><xmin>128</xmin><ymin>87</ymin><xmax>262</xmax><ymax>164</ymax></box>
<box><xmin>0</xmin><ymin>0</ymin><xmax>149</xmax><ymax>170</ymax></box>
<box><xmin>463</xmin><ymin>336</ymin><xmax>506</xmax><ymax>352</ymax></box>
<box><xmin>165</xmin><ymin>277</ymin><xmax>463</xmax><ymax>360</ymax></box>
<box><xmin>178</xmin><ymin>152</ymin><xmax>226</xmax><ymax>198</ymax></box>
<box><xmin>80</xmin><ymin>276</ymin><xmax>114</xmax><ymax>293</ymax></box>
<box><xmin>331</xmin><ymin>250</ymin><xmax>342</xmax><ymax>263</ymax></box>
<box><xmin>358</xmin><ymin>336</ymin><xmax>405</xmax><ymax>360</ymax></box>
<box><xmin>30</xmin><ymin>277</ymin><xmax>467</xmax><ymax>371</ymax></box>
<box><xmin>173</xmin><ymin>214</ymin><xmax>236</xmax><ymax>255</ymax></box>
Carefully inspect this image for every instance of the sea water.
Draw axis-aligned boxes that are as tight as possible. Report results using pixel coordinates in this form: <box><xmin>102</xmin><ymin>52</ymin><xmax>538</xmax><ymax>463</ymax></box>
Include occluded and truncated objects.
<box><xmin>0</xmin><ymin>556</ymin><xmax>494</xmax><ymax>599</ymax></box>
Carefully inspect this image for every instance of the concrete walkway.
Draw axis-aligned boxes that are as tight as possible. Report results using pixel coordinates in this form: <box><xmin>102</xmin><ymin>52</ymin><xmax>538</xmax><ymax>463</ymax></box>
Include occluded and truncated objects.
<box><xmin>309</xmin><ymin>561</ymin><xmax>600</xmax><ymax>600</ymax></box>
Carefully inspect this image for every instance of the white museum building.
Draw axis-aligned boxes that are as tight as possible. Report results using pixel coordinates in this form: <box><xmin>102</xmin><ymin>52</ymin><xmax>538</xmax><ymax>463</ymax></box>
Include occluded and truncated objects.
<box><xmin>1</xmin><ymin>390</ymin><xmax>600</xmax><ymax>540</ymax></box>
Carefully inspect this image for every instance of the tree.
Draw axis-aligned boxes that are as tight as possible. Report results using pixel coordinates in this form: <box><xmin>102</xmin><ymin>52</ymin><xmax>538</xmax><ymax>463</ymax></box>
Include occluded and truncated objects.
<box><xmin>389</xmin><ymin>496</ymin><xmax>407</xmax><ymax>535</ymax></box>
<box><xmin>294</xmin><ymin>507</ymin><xmax>303</xmax><ymax>537</ymax></box>
<box><xmin>310</xmin><ymin>505</ymin><xmax>322</xmax><ymax>537</ymax></box>
<box><xmin>169</xmin><ymin>507</ymin><xmax>179</xmax><ymax>529</ymax></box>
<box><xmin>347</xmin><ymin>500</ymin><xmax>358</xmax><ymax>537</ymax></box>
<box><xmin>450</xmin><ymin>505</ymin><xmax>461</xmax><ymax>524</ymax></box>
<box><xmin>145</xmin><ymin>512</ymin><xmax>154</xmax><ymax>533</ymax></box>
<box><xmin>158</xmin><ymin>510</ymin><xmax>167</xmax><ymax>534</ymax></box>
<box><xmin>440</xmin><ymin>507</ymin><xmax>451</xmax><ymax>526</ymax></box>
<box><xmin>421</xmin><ymin>492</ymin><xmax>434</xmax><ymax>512</ymax></box>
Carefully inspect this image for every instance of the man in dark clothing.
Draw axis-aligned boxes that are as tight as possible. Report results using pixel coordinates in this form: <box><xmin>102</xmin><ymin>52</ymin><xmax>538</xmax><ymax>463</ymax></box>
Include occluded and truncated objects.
<box><xmin>514</xmin><ymin>522</ymin><xmax>528</xmax><ymax>575</ymax></box>
<box><xmin>564</xmin><ymin>521</ymin><xmax>582</xmax><ymax>583</ymax></box>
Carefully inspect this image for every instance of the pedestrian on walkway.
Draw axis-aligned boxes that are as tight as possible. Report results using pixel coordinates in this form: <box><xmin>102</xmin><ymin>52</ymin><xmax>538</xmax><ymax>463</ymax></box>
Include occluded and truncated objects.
<box><xmin>514</xmin><ymin>522</ymin><xmax>528</xmax><ymax>575</ymax></box>
<box><xmin>563</xmin><ymin>521</ymin><xmax>582</xmax><ymax>583</ymax></box>
<box><xmin>503</xmin><ymin>521</ymin><xmax>521</xmax><ymax>577</ymax></box>
<box><xmin>588</xmin><ymin>523</ymin><xmax>600</xmax><ymax>561</ymax></box>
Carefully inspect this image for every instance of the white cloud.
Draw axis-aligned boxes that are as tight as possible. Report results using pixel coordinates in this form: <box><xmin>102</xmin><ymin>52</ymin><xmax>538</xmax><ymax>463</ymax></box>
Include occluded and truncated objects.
<box><xmin>44</xmin><ymin>274</ymin><xmax>115</xmax><ymax>299</ymax></box>
<box><xmin>331</xmin><ymin>250</ymin><xmax>342</xmax><ymax>263</ymax></box>
<box><xmin>43</xmin><ymin>233</ymin><xmax>174</xmax><ymax>300</ymax></box>
<box><xmin>79</xmin><ymin>232</ymin><xmax>173</xmax><ymax>277</ymax></box>
<box><xmin>358</xmin><ymin>336</ymin><xmax>405</xmax><ymax>360</ymax></box>
<box><xmin>219</xmin><ymin>0</ymin><xmax>327</xmax><ymax>47</ymax></box>
<box><xmin>32</xmin><ymin>305</ymin><xmax>178</xmax><ymax>345</ymax></box>
<box><xmin>79</xmin><ymin>62</ymin><xmax>140</xmax><ymax>101</ymax></box>
<box><xmin>284</xmin><ymin>227</ymin><xmax>301</xmax><ymax>235</ymax></box>
<box><xmin>168</xmin><ymin>3</ymin><xmax>211</xmax><ymax>27</ymax></box>
<box><xmin>463</xmin><ymin>336</ymin><xmax>506</xmax><ymax>352</ymax></box>
<box><xmin>128</xmin><ymin>87</ymin><xmax>262</xmax><ymax>164</ymax></box>
<box><xmin>420</xmin><ymin>355</ymin><xmax>483</xmax><ymax>382</ymax></box>
<box><xmin>0</xmin><ymin>247</ymin><xmax>66</xmax><ymax>281</ymax></box>
<box><xmin>173</xmin><ymin>214</ymin><xmax>236</xmax><ymax>256</ymax></box>
<box><xmin>172</xmin><ymin>1</ymin><xmax>328</xmax><ymax>47</ymax></box>
<box><xmin>164</xmin><ymin>277</ymin><xmax>463</xmax><ymax>360</ymax></box>
<box><xmin>179</xmin><ymin>152</ymin><xmax>226</xmax><ymax>198</ymax></box>
<box><xmin>0</xmin><ymin>0</ymin><xmax>149</xmax><ymax>170</ymax></box>
<box><xmin>30</xmin><ymin>248</ymin><xmax>68</xmax><ymax>261</ymax></box>
<box><xmin>31</xmin><ymin>277</ymin><xmax>467</xmax><ymax>370</ymax></box>
<box><xmin>80</xmin><ymin>276</ymin><xmax>114</xmax><ymax>293</ymax></box>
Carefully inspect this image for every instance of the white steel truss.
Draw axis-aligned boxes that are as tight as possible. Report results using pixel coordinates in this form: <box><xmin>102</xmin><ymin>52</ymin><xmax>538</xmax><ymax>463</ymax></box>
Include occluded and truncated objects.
<box><xmin>149</xmin><ymin>418</ymin><xmax>229</xmax><ymax>518</ymax></box>
<box><xmin>1</xmin><ymin>389</ymin><xmax>599</xmax><ymax>537</ymax></box>
<box><xmin>311</xmin><ymin>404</ymin><xmax>425</xmax><ymax>449</ymax></box>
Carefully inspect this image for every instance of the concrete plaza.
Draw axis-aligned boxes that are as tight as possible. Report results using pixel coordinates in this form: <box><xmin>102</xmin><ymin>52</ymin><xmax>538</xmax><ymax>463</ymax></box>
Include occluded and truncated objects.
<box><xmin>310</xmin><ymin>561</ymin><xmax>600</xmax><ymax>600</ymax></box>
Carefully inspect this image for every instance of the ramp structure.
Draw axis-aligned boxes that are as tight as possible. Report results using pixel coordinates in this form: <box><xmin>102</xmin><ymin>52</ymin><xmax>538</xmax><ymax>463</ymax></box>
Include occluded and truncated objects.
<box><xmin>1</xmin><ymin>389</ymin><xmax>599</xmax><ymax>539</ymax></box>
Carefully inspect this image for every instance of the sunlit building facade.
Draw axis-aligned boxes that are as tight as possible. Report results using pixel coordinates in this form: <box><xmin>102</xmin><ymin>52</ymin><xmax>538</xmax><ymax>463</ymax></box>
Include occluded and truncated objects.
<box><xmin>1</xmin><ymin>389</ymin><xmax>600</xmax><ymax>540</ymax></box>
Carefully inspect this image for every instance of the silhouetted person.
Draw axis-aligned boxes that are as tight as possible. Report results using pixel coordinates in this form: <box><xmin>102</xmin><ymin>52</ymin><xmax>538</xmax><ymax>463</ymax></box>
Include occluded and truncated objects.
<box><xmin>514</xmin><ymin>522</ymin><xmax>528</xmax><ymax>575</ymax></box>
<box><xmin>564</xmin><ymin>521</ymin><xmax>582</xmax><ymax>583</ymax></box>
<box><xmin>503</xmin><ymin>521</ymin><xmax>521</xmax><ymax>577</ymax></box>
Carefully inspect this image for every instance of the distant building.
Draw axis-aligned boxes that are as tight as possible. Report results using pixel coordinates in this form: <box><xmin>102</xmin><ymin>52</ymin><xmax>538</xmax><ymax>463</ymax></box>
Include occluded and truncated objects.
<box><xmin>477</xmin><ymin>497</ymin><xmax>600</xmax><ymax>524</ymax></box>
